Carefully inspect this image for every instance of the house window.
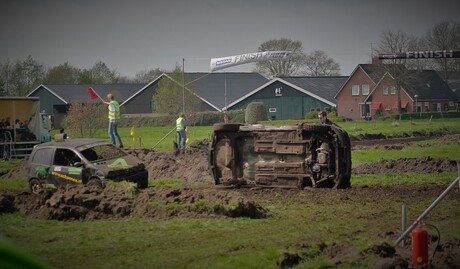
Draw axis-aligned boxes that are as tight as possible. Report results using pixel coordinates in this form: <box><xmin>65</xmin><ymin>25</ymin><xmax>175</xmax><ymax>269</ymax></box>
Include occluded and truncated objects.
<box><xmin>362</xmin><ymin>84</ymin><xmax>369</xmax><ymax>95</ymax></box>
<box><xmin>383</xmin><ymin>86</ymin><xmax>389</xmax><ymax>95</ymax></box>
<box><xmin>424</xmin><ymin>102</ymin><xmax>429</xmax><ymax>111</ymax></box>
<box><xmin>390</xmin><ymin>86</ymin><xmax>396</xmax><ymax>95</ymax></box>
<box><xmin>352</xmin><ymin>85</ymin><xmax>360</xmax><ymax>96</ymax></box>
<box><xmin>269</xmin><ymin>108</ymin><xmax>277</xmax><ymax>113</ymax></box>
<box><xmin>275</xmin><ymin>87</ymin><xmax>282</xmax><ymax>96</ymax></box>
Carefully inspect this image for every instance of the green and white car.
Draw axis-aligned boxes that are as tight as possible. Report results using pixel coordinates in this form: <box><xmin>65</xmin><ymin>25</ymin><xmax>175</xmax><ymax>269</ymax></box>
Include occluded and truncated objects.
<box><xmin>27</xmin><ymin>138</ymin><xmax>148</xmax><ymax>193</ymax></box>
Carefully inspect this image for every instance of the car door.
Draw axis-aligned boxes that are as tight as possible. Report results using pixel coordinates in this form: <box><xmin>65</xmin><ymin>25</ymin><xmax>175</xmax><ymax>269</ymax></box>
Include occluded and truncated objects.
<box><xmin>29</xmin><ymin>147</ymin><xmax>54</xmax><ymax>182</ymax></box>
<box><xmin>50</xmin><ymin>148</ymin><xmax>84</xmax><ymax>187</ymax></box>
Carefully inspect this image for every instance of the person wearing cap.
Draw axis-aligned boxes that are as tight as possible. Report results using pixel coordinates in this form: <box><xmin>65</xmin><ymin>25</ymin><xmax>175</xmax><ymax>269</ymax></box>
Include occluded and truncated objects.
<box><xmin>104</xmin><ymin>93</ymin><xmax>124</xmax><ymax>148</ymax></box>
<box><xmin>176</xmin><ymin>113</ymin><xmax>187</xmax><ymax>150</ymax></box>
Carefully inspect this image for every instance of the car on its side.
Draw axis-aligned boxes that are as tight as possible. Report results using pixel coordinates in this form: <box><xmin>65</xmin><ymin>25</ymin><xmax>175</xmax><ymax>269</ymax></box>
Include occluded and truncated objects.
<box><xmin>209</xmin><ymin>123</ymin><xmax>351</xmax><ymax>189</ymax></box>
<box><xmin>27</xmin><ymin>138</ymin><xmax>148</xmax><ymax>193</ymax></box>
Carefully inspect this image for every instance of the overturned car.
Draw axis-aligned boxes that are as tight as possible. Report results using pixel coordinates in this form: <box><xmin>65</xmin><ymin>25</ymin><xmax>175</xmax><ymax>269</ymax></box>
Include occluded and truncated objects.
<box><xmin>27</xmin><ymin>138</ymin><xmax>148</xmax><ymax>193</ymax></box>
<box><xmin>209</xmin><ymin>123</ymin><xmax>351</xmax><ymax>189</ymax></box>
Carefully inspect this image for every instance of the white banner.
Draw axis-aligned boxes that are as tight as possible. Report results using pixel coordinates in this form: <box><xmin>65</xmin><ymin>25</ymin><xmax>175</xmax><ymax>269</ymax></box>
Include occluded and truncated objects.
<box><xmin>210</xmin><ymin>51</ymin><xmax>292</xmax><ymax>72</ymax></box>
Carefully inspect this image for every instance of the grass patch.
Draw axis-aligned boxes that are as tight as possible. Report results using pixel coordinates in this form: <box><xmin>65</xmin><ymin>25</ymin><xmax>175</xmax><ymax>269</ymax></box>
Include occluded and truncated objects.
<box><xmin>352</xmin><ymin>143</ymin><xmax>460</xmax><ymax>166</ymax></box>
<box><xmin>1</xmin><ymin>183</ymin><xmax>458</xmax><ymax>269</ymax></box>
<box><xmin>0</xmin><ymin>159</ymin><xmax>24</xmax><ymax>175</ymax></box>
<box><xmin>0</xmin><ymin>177</ymin><xmax>28</xmax><ymax>190</ymax></box>
<box><xmin>352</xmin><ymin>172</ymin><xmax>458</xmax><ymax>186</ymax></box>
<box><xmin>106</xmin><ymin>180</ymin><xmax>138</xmax><ymax>196</ymax></box>
<box><xmin>149</xmin><ymin>178</ymin><xmax>186</xmax><ymax>187</ymax></box>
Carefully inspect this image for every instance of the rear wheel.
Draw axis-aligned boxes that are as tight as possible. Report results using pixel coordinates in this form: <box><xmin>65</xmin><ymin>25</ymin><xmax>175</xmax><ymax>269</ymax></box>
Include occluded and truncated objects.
<box><xmin>303</xmin><ymin>124</ymin><xmax>330</xmax><ymax>132</ymax></box>
<box><xmin>29</xmin><ymin>179</ymin><xmax>43</xmax><ymax>194</ymax></box>
<box><xmin>213</xmin><ymin>123</ymin><xmax>241</xmax><ymax>132</ymax></box>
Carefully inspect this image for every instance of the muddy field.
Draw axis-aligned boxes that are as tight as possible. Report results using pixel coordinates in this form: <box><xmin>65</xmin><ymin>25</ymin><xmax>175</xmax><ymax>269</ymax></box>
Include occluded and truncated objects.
<box><xmin>1</xmin><ymin>135</ymin><xmax>459</xmax><ymax>268</ymax></box>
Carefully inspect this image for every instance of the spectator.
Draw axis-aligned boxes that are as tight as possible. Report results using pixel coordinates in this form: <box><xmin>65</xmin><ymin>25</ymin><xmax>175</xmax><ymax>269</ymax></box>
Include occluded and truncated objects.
<box><xmin>176</xmin><ymin>113</ymin><xmax>187</xmax><ymax>150</ymax></box>
<box><xmin>317</xmin><ymin>111</ymin><xmax>334</xmax><ymax>125</ymax></box>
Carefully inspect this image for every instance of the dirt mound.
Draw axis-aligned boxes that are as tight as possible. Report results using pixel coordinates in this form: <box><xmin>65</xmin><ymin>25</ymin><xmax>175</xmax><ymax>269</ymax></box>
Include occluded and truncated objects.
<box><xmin>1</xmin><ymin>161</ymin><xmax>28</xmax><ymax>180</ymax></box>
<box><xmin>0</xmin><ymin>185</ymin><xmax>268</xmax><ymax>221</ymax></box>
<box><xmin>353</xmin><ymin>157</ymin><xmax>458</xmax><ymax>174</ymax></box>
<box><xmin>126</xmin><ymin>140</ymin><xmax>214</xmax><ymax>186</ymax></box>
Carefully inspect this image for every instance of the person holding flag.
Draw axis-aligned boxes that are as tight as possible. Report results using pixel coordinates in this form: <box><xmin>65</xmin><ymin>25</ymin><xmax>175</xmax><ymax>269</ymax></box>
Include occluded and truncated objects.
<box><xmin>104</xmin><ymin>93</ymin><xmax>124</xmax><ymax>148</ymax></box>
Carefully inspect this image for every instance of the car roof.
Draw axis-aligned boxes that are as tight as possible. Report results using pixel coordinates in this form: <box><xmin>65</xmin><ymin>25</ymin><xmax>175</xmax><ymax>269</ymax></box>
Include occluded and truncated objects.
<box><xmin>35</xmin><ymin>138</ymin><xmax>109</xmax><ymax>150</ymax></box>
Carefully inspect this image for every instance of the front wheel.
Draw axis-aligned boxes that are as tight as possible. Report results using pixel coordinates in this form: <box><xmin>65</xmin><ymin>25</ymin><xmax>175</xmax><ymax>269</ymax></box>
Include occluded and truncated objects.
<box><xmin>213</xmin><ymin>123</ymin><xmax>241</xmax><ymax>132</ymax></box>
<box><xmin>29</xmin><ymin>179</ymin><xmax>43</xmax><ymax>194</ymax></box>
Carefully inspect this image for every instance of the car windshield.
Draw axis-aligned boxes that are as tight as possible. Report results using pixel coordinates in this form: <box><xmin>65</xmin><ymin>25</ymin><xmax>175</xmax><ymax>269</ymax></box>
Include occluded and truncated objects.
<box><xmin>80</xmin><ymin>144</ymin><xmax>126</xmax><ymax>163</ymax></box>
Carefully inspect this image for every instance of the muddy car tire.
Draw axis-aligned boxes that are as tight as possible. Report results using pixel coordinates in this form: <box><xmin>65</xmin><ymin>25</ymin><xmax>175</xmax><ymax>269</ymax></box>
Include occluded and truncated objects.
<box><xmin>29</xmin><ymin>179</ymin><xmax>43</xmax><ymax>194</ymax></box>
<box><xmin>302</xmin><ymin>124</ymin><xmax>331</xmax><ymax>132</ymax></box>
<box><xmin>334</xmin><ymin>174</ymin><xmax>351</xmax><ymax>189</ymax></box>
<box><xmin>213</xmin><ymin>123</ymin><xmax>241</xmax><ymax>132</ymax></box>
<box><xmin>87</xmin><ymin>178</ymin><xmax>103</xmax><ymax>190</ymax></box>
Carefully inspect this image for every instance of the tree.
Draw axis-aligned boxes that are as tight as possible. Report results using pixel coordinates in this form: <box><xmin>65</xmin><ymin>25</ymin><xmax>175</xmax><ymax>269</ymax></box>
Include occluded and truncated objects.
<box><xmin>89</xmin><ymin>61</ymin><xmax>120</xmax><ymax>84</ymax></box>
<box><xmin>425</xmin><ymin>21</ymin><xmax>460</xmax><ymax>83</ymax></box>
<box><xmin>253</xmin><ymin>38</ymin><xmax>305</xmax><ymax>78</ymax></box>
<box><xmin>303</xmin><ymin>50</ymin><xmax>340</xmax><ymax>76</ymax></box>
<box><xmin>61</xmin><ymin>101</ymin><xmax>106</xmax><ymax>138</ymax></box>
<box><xmin>376</xmin><ymin>30</ymin><xmax>416</xmax><ymax>115</ymax></box>
<box><xmin>77</xmin><ymin>62</ymin><xmax>120</xmax><ymax>84</ymax></box>
<box><xmin>152</xmin><ymin>66</ymin><xmax>202</xmax><ymax>115</ymax></box>
<box><xmin>45</xmin><ymin>62</ymin><xmax>80</xmax><ymax>84</ymax></box>
<box><xmin>0</xmin><ymin>61</ymin><xmax>12</xmax><ymax>96</ymax></box>
<box><xmin>6</xmin><ymin>56</ymin><xmax>46</xmax><ymax>96</ymax></box>
<box><xmin>134</xmin><ymin>68</ymin><xmax>164</xmax><ymax>83</ymax></box>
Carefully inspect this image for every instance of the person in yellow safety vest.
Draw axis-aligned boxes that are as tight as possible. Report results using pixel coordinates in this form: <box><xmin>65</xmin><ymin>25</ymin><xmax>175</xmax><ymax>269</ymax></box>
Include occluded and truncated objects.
<box><xmin>176</xmin><ymin>113</ymin><xmax>187</xmax><ymax>150</ymax></box>
<box><xmin>104</xmin><ymin>93</ymin><xmax>124</xmax><ymax>148</ymax></box>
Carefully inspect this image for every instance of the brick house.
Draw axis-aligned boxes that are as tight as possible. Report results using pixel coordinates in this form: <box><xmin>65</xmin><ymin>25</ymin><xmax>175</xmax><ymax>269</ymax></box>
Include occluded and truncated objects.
<box><xmin>334</xmin><ymin>64</ymin><xmax>386</xmax><ymax>120</ymax></box>
<box><xmin>335</xmin><ymin>64</ymin><xmax>457</xmax><ymax>120</ymax></box>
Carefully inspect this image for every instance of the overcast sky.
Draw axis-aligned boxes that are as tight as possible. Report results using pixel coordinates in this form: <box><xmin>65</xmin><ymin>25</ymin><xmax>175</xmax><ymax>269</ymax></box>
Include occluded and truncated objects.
<box><xmin>1</xmin><ymin>0</ymin><xmax>459</xmax><ymax>77</ymax></box>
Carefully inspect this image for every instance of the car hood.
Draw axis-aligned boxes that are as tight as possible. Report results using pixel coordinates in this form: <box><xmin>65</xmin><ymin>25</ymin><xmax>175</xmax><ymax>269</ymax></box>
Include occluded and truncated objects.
<box><xmin>90</xmin><ymin>154</ymin><xmax>145</xmax><ymax>173</ymax></box>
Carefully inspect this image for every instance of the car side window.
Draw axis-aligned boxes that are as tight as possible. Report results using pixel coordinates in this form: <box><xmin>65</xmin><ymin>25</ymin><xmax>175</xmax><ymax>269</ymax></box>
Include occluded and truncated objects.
<box><xmin>54</xmin><ymin>148</ymin><xmax>81</xmax><ymax>167</ymax></box>
<box><xmin>31</xmin><ymin>148</ymin><xmax>54</xmax><ymax>165</ymax></box>
<box><xmin>81</xmin><ymin>148</ymin><xmax>98</xmax><ymax>162</ymax></box>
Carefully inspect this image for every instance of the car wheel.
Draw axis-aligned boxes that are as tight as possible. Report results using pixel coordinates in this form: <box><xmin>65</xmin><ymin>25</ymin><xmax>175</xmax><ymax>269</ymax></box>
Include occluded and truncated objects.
<box><xmin>29</xmin><ymin>179</ymin><xmax>43</xmax><ymax>194</ymax></box>
<box><xmin>213</xmin><ymin>123</ymin><xmax>241</xmax><ymax>132</ymax></box>
<box><xmin>87</xmin><ymin>178</ymin><xmax>103</xmax><ymax>190</ymax></box>
<box><xmin>303</xmin><ymin>124</ymin><xmax>330</xmax><ymax>132</ymax></box>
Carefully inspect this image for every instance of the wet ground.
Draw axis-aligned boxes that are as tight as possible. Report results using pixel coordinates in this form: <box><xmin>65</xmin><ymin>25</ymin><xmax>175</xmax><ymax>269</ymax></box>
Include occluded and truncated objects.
<box><xmin>1</xmin><ymin>134</ymin><xmax>459</xmax><ymax>268</ymax></box>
